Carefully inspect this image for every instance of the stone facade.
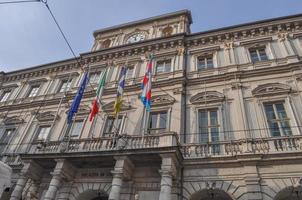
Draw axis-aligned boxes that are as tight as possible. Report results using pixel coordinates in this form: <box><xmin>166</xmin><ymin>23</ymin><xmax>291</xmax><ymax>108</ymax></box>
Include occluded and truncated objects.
<box><xmin>1</xmin><ymin>10</ymin><xmax>302</xmax><ymax>200</ymax></box>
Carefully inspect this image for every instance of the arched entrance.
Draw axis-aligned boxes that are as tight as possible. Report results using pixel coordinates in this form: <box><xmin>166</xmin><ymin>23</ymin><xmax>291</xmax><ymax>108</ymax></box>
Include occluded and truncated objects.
<box><xmin>76</xmin><ymin>190</ymin><xmax>108</xmax><ymax>200</ymax></box>
<box><xmin>190</xmin><ymin>189</ymin><xmax>233</xmax><ymax>200</ymax></box>
<box><xmin>274</xmin><ymin>186</ymin><xmax>302</xmax><ymax>200</ymax></box>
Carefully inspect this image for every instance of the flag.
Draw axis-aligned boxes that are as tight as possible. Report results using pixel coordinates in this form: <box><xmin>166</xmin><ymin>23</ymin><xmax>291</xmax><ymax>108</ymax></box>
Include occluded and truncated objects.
<box><xmin>114</xmin><ymin>66</ymin><xmax>127</xmax><ymax>115</ymax></box>
<box><xmin>89</xmin><ymin>69</ymin><xmax>108</xmax><ymax>121</ymax></box>
<box><xmin>67</xmin><ymin>71</ymin><xmax>89</xmax><ymax>124</ymax></box>
<box><xmin>141</xmin><ymin>56</ymin><xmax>154</xmax><ymax>111</ymax></box>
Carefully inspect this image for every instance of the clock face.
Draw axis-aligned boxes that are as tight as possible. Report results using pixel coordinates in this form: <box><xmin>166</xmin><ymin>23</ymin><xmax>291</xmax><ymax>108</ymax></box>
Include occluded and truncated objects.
<box><xmin>127</xmin><ymin>33</ymin><xmax>145</xmax><ymax>43</ymax></box>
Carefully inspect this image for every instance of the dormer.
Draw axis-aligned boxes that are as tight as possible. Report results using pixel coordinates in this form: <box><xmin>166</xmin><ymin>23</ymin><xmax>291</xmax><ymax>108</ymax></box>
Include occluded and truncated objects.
<box><xmin>91</xmin><ymin>10</ymin><xmax>192</xmax><ymax>51</ymax></box>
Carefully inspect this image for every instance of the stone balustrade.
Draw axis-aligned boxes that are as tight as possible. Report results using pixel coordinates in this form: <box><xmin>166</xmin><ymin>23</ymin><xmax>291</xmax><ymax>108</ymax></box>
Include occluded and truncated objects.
<box><xmin>28</xmin><ymin>132</ymin><xmax>179</xmax><ymax>154</ymax></box>
<box><xmin>182</xmin><ymin>135</ymin><xmax>302</xmax><ymax>158</ymax></box>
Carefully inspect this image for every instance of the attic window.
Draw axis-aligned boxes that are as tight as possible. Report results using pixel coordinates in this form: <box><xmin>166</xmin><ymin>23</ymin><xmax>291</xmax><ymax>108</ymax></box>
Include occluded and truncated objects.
<box><xmin>102</xmin><ymin>39</ymin><xmax>111</xmax><ymax>48</ymax></box>
<box><xmin>162</xmin><ymin>26</ymin><xmax>173</xmax><ymax>37</ymax></box>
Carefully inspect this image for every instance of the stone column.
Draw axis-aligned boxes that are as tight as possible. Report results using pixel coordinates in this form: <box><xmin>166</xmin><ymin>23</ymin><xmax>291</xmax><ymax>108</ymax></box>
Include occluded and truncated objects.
<box><xmin>10</xmin><ymin>173</ymin><xmax>28</xmax><ymax>200</ymax></box>
<box><xmin>44</xmin><ymin>159</ymin><xmax>75</xmax><ymax>200</ymax></box>
<box><xmin>109</xmin><ymin>171</ymin><xmax>123</xmax><ymax>200</ymax></box>
<box><xmin>243</xmin><ymin>163</ymin><xmax>263</xmax><ymax>200</ymax></box>
<box><xmin>159</xmin><ymin>170</ymin><xmax>173</xmax><ymax>200</ymax></box>
<box><xmin>10</xmin><ymin>161</ymin><xmax>43</xmax><ymax>200</ymax></box>
<box><xmin>158</xmin><ymin>154</ymin><xmax>177</xmax><ymax>200</ymax></box>
<box><xmin>109</xmin><ymin>156</ymin><xmax>134</xmax><ymax>200</ymax></box>
<box><xmin>44</xmin><ymin>173</ymin><xmax>63</xmax><ymax>200</ymax></box>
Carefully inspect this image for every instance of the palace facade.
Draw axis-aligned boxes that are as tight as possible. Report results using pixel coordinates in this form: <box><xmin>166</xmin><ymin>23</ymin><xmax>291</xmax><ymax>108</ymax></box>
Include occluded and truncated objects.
<box><xmin>1</xmin><ymin>10</ymin><xmax>302</xmax><ymax>200</ymax></box>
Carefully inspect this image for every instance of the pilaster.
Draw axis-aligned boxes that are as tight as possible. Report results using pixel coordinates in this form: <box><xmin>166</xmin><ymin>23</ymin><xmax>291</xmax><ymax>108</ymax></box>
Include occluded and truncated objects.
<box><xmin>109</xmin><ymin>156</ymin><xmax>134</xmax><ymax>200</ymax></box>
<box><xmin>44</xmin><ymin>159</ymin><xmax>75</xmax><ymax>200</ymax></box>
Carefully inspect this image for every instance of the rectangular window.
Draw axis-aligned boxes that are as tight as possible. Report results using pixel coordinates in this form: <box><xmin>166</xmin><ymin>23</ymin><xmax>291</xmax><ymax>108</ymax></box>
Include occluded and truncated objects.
<box><xmin>0</xmin><ymin>129</ymin><xmax>15</xmax><ymax>144</ymax></box>
<box><xmin>264</xmin><ymin>102</ymin><xmax>292</xmax><ymax>137</ymax></box>
<box><xmin>126</xmin><ymin>66</ymin><xmax>134</xmax><ymax>79</ymax></box>
<box><xmin>36</xmin><ymin>126</ymin><xmax>51</xmax><ymax>141</ymax></box>
<box><xmin>249</xmin><ymin>47</ymin><xmax>268</xmax><ymax>62</ymax></box>
<box><xmin>198</xmin><ymin>109</ymin><xmax>220</xmax><ymax>154</ymax></box>
<box><xmin>0</xmin><ymin>90</ymin><xmax>11</xmax><ymax>102</ymax></box>
<box><xmin>89</xmin><ymin>72</ymin><xmax>101</xmax><ymax>84</ymax></box>
<box><xmin>148</xmin><ymin>111</ymin><xmax>167</xmax><ymax>134</ymax></box>
<box><xmin>59</xmin><ymin>79</ymin><xmax>72</xmax><ymax>93</ymax></box>
<box><xmin>69</xmin><ymin>120</ymin><xmax>84</xmax><ymax>138</ymax></box>
<box><xmin>197</xmin><ymin>56</ymin><xmax>214</xmax><ymax>70</ymax></box>
<box><xmin>156</xmin><ymin>60</ymin><xmax>171</xmax><ymax>74</ymax></box>
<box><xmin>103</xmin><ymin>116</ymin><xmax>123</xmax><ymax>135</ymax></box>
<box><xmin>28</xmin><ymin>85</ymin><xmax>40</xmax><ymax>97</ymax></box>
<box><xmin>0</xmin><ymin>129</ymin><xmax>15</xmax><ymax>153</ymax></box>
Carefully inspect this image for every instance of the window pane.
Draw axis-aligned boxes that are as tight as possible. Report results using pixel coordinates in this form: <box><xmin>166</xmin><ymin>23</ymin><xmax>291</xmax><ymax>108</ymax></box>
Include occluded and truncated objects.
<box><xmin>210</xmin><ymin>110</ymin><xmax>218</xmax><ymax>125</ymax></box>
<box><xmin>164</xmin><ymin>61</ymin><xmax>171</xmax><ymax>72</ymax></box>
<box><xmin>250</xmin><ymin>50</ymin><xmax>259</xmax><ymax>62</ymax></box>
<box><xmin>70</xmin><ymin>121</ymin><xmax>83</xmax><ymax>137</ymax></box>
<box><xmin>104</xmin><ymin>116</ymin><xmax>123</xmax><ymax>134</ymax></box>
<box><xmin>156</xmin><ymin>62</ymin><xmax>165</xmax><ymax>74</ymax></box>
<box><xmin>1</xmin><ymin>129</ymin><xmax>14</xmax><ymax>144</ymax></box>
<box><xmin>198</xmin><ymin>110</ymin><xmax>209</xmax><ymax>142</ymax></box>
<box><xmin>207</xmin><ymin>58</ymin><xmax>214</xmax><ymax>69</ymax></box>
<box><xmin>275</xmin><ymin>103</ymin><xmax>287</xmax><ymax>119</ymax></box>
<box><xmin>89</xmin><ymin>72</ymin><xmax>101</xmax><ymax>84</ymax></box>
<box><xmin>28</xmin><ymin>86</ymin><xmax>40</xmax><ymax>97</ymax></box>
<box><xmin>264</xmin><ymin>104</ymin><xmax>276</xmax><ymax>120</ymax></box>
<box><xmin>37</xmin><ymin>126</ymin><xmax>51</xmax><ymax>140</ymax></box>
<box><xmin>126</xmin><ymin>67</ymin><xmax>134</xmax><ymax>79</ymax></box>
<box><xmin>280</xmin><ymin>121</ymin><xmax>292</xmax><ymax>136</ymax></box>
<box><xmin>197</xmin><ymin>58</ymin><xmax>206</xmax><ymax>70</ymax></box>
<box><xmin>258</xmin><ymin>49</ymin><xmax>268</xmax><ymax>61</ymax></box>
<box><xmin>59</xmin><ymin>80</ymin><xmax>72</xmax><ymax>93</ymax></box>
<box><xmin>159</xmin><ymin>112</ymin><xmax>167</xmax><ymax>129</ymax></box>
<box><xmin>211</xmin><ymin>127</ymin><xmax>219</xmax><ymax>142</ymax></box>
<box><xmin>149</xmin><ymin>113</ymin><xmax>158</xmax><ymax>129</ymax></box>
<box><xmin>0</xmin><ymin>91</ymin><xmax>11</xmax><ymax>102</ymax></box>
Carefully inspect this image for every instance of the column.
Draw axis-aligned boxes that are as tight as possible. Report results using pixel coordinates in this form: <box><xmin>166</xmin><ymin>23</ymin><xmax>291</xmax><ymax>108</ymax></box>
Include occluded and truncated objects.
<box><xmin>158</xmin><ymin>154</ymin><xmax>177</xmax><ymax>200</ymax></box>
<box><xmin>159</xmin><ymin>170</ymin><xmax>173</xmax><ymax>200</ymax></box>
<box><xmin>44</xmin><ymin>173</ymin><xmax>63</xmax><ymax>200</ymax></box>
<box><xmin>10</xmin><ymin>161</ymin><xmax>42</xmax><ymax>200</ymax></box>
<box><xmin>10</xmin><ymin>173</ymin><xmax>28</xmax><ymax>200</ymax></box>
<box><xmin>109</xmin><ymin>171</ymin><xmax>123</xmax><ymax>200</ymax></box>
<box><xmin>109</xmin><ymin>156</ymin><xmax>134</xmax><ymax>200</ymax></box>
<box><xmin>44</xmin><ymin>159</ymin><xmax>75</xmax><ymax>200</ymax></box>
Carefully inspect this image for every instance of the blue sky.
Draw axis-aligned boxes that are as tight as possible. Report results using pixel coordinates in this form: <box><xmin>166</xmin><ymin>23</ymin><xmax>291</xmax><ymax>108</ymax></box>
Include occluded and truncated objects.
<box><xmin>1</xmin><ymin>0</ymin><xmax>302</xmax><ymax>72</ymax></box>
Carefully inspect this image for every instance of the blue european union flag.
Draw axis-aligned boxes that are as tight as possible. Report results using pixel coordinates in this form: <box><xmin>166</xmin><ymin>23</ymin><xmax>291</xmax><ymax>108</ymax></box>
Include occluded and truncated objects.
<box><xmin>67</xmin><ymin>71</ymin><xmax>88</xmax><ymax>124</ymax></box>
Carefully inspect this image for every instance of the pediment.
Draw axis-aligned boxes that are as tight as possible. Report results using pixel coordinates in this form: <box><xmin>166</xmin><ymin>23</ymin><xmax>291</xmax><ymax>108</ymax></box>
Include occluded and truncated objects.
<box><xmin>151</xmin><ymin>95</ymin><xmax>176</xmax><ymax>107</ymax></box>
<box><xmin>3</xmin><ymin>116</ymin><xmax>24</xmax><ymax>125</ymax></box>
<box><xmin>102</xmin><ymin>101</ymin><xmax>131</xmax><ymax>113</ymax></box>
<box><xmin>190</xmin><ymin>91</ymin><xmax>225</xmax><ymax>104</ymax></box>
<box><xmin>36</xmin><ymin>111</ymin><xmax>57</xmax><ymax>122</ymax></box>
<box><xmin>252</xmin><ymin>83</ymin><xmax>291</xmax><ymax>97</ymax></box>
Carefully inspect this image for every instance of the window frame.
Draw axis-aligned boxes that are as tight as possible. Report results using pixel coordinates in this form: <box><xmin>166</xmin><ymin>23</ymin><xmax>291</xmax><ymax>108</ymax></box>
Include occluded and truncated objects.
<box><xmin>58</xmin><ymin>78</ymin><xmax>73</xmax><ymax>93</ymax></box>
<box><xmin>0</xmin><ymin>127</ymin><xmax>16</xmax><ymax>153</ymax></box>
<box><xmin>125</xmin><ymin>65</ymin><xmax>135</xmax><ymax>80</ymax></box>
<box><xmin>155</xmin><ymin>59</ymin><xmax>172</xmax><ymax>74</ymax></box>
<box><xmin>249</xmin><ymin>46</ymin><xmax>269</xmax><ymax>62</ymax></box>
<box><xmin>27</xmin><ymin>85</ymin><xmax>40</xmax><ymax>98</ymax></box>
<box><xmin>197</xmin><ymin>108</ymin><xmax>220</xmax><ymax>143</ymax></box>
<box><xmin>196</xmin><ymin>55</ymin><xmax>214</xmax><ymax>70</ymax></box>
<box><xmin>35</xmin><ymin>125</ymin><xmax>52</xmax><ymax>141</ymax></box>
<box><xmin>0</xmin><ymin>90</ymin><xmax>12</xmax><ymax>102</ymax></box>
<box><xmin>102</xmin><ymin>115</ymin><xmax>124</xmax><ymax>136</ymax></box>
<box><xmin>68</xmin><ymin>119</ymin><xmax>85</xmax><ymax>139</ymax></box>
<box><xmin>89</xmin><ymin>71</ymin><xmax>102</xmax><ymax>84</ymax></box>
<box><xmin>263</xmin><ymin>101</ymin><xmax>292</xmax><ymax>137</ymax></box>
<box><xmin>147</xmin><ymin>110</ymin><xmax>168</xmax><ymax>134</ymax></box>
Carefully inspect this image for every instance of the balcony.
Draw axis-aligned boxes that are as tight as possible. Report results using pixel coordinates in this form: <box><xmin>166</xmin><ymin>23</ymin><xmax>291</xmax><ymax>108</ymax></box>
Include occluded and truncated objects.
<box><xmin>182</xmin><ymin>135</ymin><xmax>302</xmax><ymax>159</ymax></box>
<box><xmin>27</xmin><ymin>132</ymin><xmax>179</xmax><ymax>155</ymax></box>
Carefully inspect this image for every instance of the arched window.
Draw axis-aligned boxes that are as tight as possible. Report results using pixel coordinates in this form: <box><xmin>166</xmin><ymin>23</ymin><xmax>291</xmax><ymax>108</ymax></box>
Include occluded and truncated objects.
<box><xmin>162</xmin><ymin>26</ymin><xmax>173</xmax><ymax>37</ymax></box>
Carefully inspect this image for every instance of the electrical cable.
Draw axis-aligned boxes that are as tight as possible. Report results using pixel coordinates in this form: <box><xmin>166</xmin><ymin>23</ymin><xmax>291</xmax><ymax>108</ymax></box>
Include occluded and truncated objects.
<box><xmin>0</xmin><ymin>0</ymin><xmax>39</xmax><ymax>5</ymax></box>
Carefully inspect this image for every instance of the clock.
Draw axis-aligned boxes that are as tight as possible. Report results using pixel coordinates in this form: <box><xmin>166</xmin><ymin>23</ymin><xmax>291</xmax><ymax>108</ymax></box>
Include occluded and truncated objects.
<box><xmin>126</xmin><ymin>33</ymin><xmax>145</xmax><ymax>43</ymax></box>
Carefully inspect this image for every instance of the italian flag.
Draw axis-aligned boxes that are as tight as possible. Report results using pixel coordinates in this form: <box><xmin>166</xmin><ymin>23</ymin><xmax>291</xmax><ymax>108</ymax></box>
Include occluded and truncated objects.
<box><xmin>89</xmin><ymin>68</ymin><xmax>108</xmax><ymax>121</ymax></box>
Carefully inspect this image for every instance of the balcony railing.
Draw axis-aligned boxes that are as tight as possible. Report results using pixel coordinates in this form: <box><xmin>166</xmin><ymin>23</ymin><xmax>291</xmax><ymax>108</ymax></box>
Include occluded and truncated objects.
<box><xmin>28</xmin><ymin>132</ymin><xmax>179</xmax><ymax>154</ymax></box>
<box><xmin>182</xmin><ymin>135</ymin><xmax>302</xmax><ymax>158</ymax></box>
